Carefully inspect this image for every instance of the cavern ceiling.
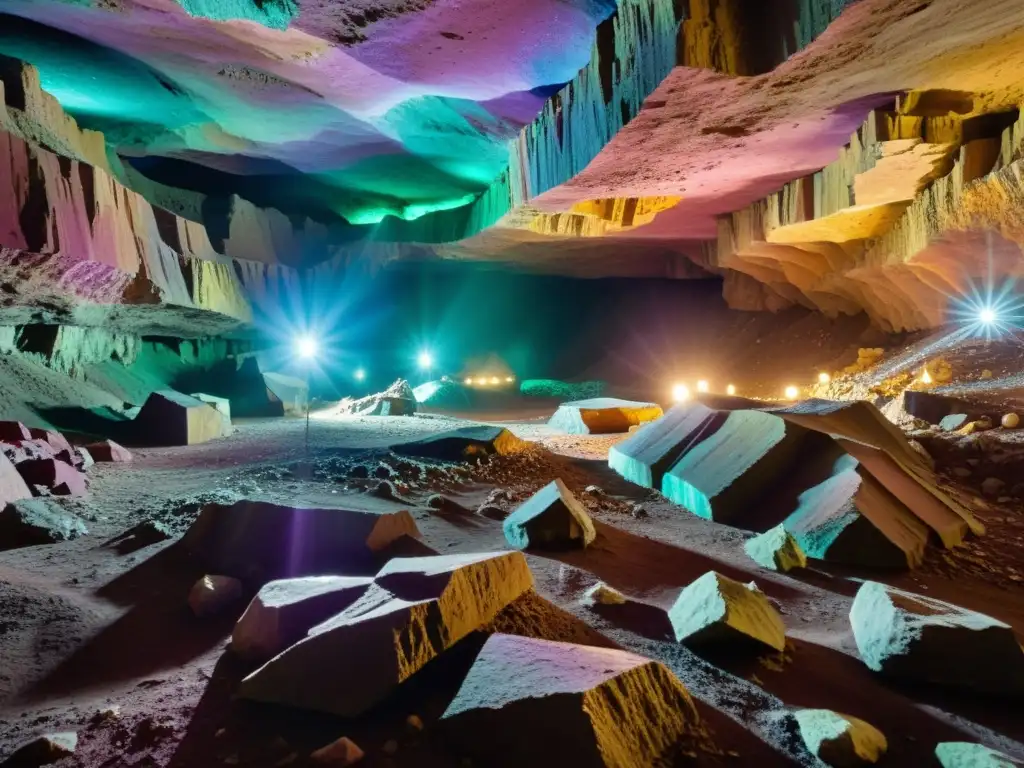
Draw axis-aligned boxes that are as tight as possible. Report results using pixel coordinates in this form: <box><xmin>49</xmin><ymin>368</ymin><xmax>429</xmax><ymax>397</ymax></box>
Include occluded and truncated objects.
<box><xmin>2</xmin><ymin>0</ymin><xmax>1024</xmax><ymax>333</ymax></box>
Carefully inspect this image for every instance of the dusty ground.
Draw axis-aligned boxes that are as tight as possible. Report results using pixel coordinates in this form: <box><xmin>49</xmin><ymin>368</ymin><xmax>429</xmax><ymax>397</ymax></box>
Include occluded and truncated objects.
<box><xmin>1</xmin><ymin>403</ymin><xmax>1023</xmax><ymax>767</ymax></box>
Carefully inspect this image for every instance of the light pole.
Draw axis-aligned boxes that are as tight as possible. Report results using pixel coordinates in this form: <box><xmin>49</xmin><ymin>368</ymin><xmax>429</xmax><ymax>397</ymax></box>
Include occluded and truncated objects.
<box><xmin>296</xmin><ymin>335</ymin><xmax>318</xmax><ymax>457</ymax></box>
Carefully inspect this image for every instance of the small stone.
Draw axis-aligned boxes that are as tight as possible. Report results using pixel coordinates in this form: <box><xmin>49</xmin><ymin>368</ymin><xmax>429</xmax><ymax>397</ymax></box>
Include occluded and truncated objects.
<box><xmin>583</xmin><ymin>485</ymin><xmax>605</xmax><ymax>496</ymax></box>
<box><xmin>629</xmin><ymin>503</ymin><xmax>648</xmax><ymax>519</ymax></box>
<box><xmin>188</xmin><ymin>575</ymin><xmax>243</xmax><ymax>618</ymax></box>
<box><xmin>580</xmin><ymin>582</ymin><xmax>627</xmax><ymax>606</ymax></box>
<box><xmin>349</xmin><ymin>465</ymin><xmax>369</xmax><ymax>479</ymax></box>
<box><xmin>952</xmin><ymin>467</ymin><xmax>972</xmax><ymax>478</ymax></box>
<box><xmin>669</xmin><ymin>571</ymin><xmax>786</xmax><ymax>651</ymax></box>
<box><xmin>3</xmin><ymin>732</ymin><xmax>78</xmax><ymax>766</ymax></box>
<box><xmin>1002</xmin><ymin>413</ymin><xmax>1020</xmax><ymax>429</ymax></box>
<box><xmin>405</xmin><ymin>714</ymin><xmax>424</xmax><ymax>732</ymax></box>
<box><xmin>940</xmin><ymin>414</ymin><xmax>968</xmax><ymax>431</ymax></box>
<box><xmin>744</xmin><ymin>525</ymin><xmax>807</xmax><ymax>572</ymax></box>
<box><xmin>981</xmin><ymin>477</ymin><xmax>1006</xmax><ymax>497</ymax></box>
<box><xmin>794</xmin><ymin>709</ymin><xmax>887</xmax><ymax>766</ymax></box>
<box><xmin>310</xmin><ymin>736</ymin><xmax>364</xmax><ymax>766</ymax></box>
<box><xmin>382</xmin><ymin>740</ymin><xmax>398</xmax><ymax>755</ymax></box>
<box><xmin>369</xmin><ymin>480</ymin><xmax>400</xmax><ymax>500</ymax></box>
<box><xmin>502</xmin><ymin>479</ymin><xmax>596</xmax><ymax>550</ymax></box>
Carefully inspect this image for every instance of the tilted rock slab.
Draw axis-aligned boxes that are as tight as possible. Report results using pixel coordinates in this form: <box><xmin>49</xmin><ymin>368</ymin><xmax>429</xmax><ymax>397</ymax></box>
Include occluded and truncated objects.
<box><xmin>15</xmin><ymin>457</ymin><xmax>87</xmax><ymax>496</ymax></box>
<box><xmin>0</xmin><ymin>452</ymin><xmax>32</xmax><ymax>506</ymax></box>
<box><xmin>503</xmin><ymin>479</ymin><xmax>596</xmax><ymax>550</ymax></box>
<box><xmin>182</xmin><ymin>500</ymin><xmax>419</xmax><ymax>581</ymax></box>
<box><xmin>441</xmin><ymin>633</ymin><xmax>711</xmax><ymax>768</ymax></box>
<box><xmin>2</xmin><ymin>731</ymin><xmax>78</xmax><ymax>766</ymax></box>
<box><xmin>669</xmin><ymin>571</ymin><xmax>786</xmax><ymax>651</ymax></box>
<box><xmin>85</xmin><ymin>439</ymin><xmax>132</xmax><ymax>463</ymax></box>
<box><xmin>392</xmin><ymin>424</ymin><xmax>528</xmax><ymax>461</ymax></box>
<box><xmin>232</xmin><ymin>575</ymin><xmax>373</xmax><ymax>661</ymax></box>
<box><xmin>238</xmin><ymin>551</ymin><xmax>534</xmax><ymax>716</ymax></box>
<box><xmin>850</xmin><ymin>581</ymin><xmax>1024</xmax><ymax>696</ymax></box>
<box><xmin>548</xmin><ymin>397</ymin><xmax>663</xmax><ymax>435</ymax></box>
<box><xmin>935</xmin><ymin>743</ymin><xmax>1024</xmax><ymax>768</ymax></box>
<box><xmin>744</xmin><ymin>524</ymin><xmax>807</xmax><ymax>572</ymax></box>
<box><xmin>793</xmin><ymin>709</ymin><xmax>887</xmax><ymax>767</ymax></box>
<box><xmin>134</xmin><ymin>390</ymin><xmax>230</xmax><ymax>446</ymax></box>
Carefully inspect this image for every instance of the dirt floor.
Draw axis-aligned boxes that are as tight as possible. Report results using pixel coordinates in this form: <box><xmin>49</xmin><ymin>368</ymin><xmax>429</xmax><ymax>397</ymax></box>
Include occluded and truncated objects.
<box><xmin>1</xmin><ymin>398</ymin><xmax>1023</xmax><ymax>766</ymax></box>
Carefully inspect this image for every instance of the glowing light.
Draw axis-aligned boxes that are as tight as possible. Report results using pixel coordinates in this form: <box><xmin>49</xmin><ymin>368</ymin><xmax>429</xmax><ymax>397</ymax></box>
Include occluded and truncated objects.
<box><xmin>672</xmin><ymin>383</ymin><xmax>690</xmax><ymax>402</ymax></box>
<box><xmin>490</xmin><ymin>376</ymin><xmax>500</xmax><ymax>385</ymax></box>
<box><xmin>696</xmin><ymin>380</ymin><xmax>709</xmax><ymax>393</ymax></box>
<box><xmin>978</xmin><ymin>307</ymin><xmax>997</xmax><ymax>325</ymax></box>
<box><xmin>726</xmin><ymin>384</ymin><xmax>736</xmax><ymax>396</ymax></box>
<box><xmin>921</xmin><ymin>369</ymin><xmax>933</xmax><ymax>384</ymax></box>
<box><xmin>947</xmin><ymin>271</ymin><xmax>1024</xmax><ymax>340</ymax></box>
<box><xmin>354</xmin><ymin>368</ymin><xmax>365</xmax><ymax>381</ymax></box>
<box><xmin>417</xmin><ymin>351</ymin><xmax>433</xmax><ymax>370</ymax></box>
<box><xmin>296</xmin><ymin>336</ymin><xmax>318</xmax><ymax>360</ymax></box>
<box><xmin>784</xmin><ymin>386</ymin><xmax>799</xmax><ymax>400</ymax></box>
<box><xmin>818</xmin><ymin>372</ymin><xmax>831</xmax><ymax>384</ymax></box>
<box><xmin>505</xmin><ymin>376</ymin><xmax>514</xmax><ymax>382</ymax></box>
<box><xmin>464</xmin><ymin>377</ymin><xmax>473</xmax><ymax>385</ymax></box>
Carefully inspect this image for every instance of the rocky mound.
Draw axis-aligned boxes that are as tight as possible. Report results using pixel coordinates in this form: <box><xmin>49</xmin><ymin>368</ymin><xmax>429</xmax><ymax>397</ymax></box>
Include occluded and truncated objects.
<box><xmin>547</xmin><ymin>398</ymin><xmax>663</xmax><ymax>435</ymax></box>
<box><xmin>392</xmin><ymin>425</ymin><xmax>528</xmax><ymax>461</ymax></box>
<box><xmin>337</xmin><ymin>380</ymin><xmax>416</xmax><ymax>417</ymax></box>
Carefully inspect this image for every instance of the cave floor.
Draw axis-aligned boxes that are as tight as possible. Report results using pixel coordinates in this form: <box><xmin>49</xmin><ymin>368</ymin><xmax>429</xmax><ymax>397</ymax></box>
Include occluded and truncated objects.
<box><xmin>1</xmin><ymin>411</ymin><xmax>1023</xmax><ymax>766</ymax></box>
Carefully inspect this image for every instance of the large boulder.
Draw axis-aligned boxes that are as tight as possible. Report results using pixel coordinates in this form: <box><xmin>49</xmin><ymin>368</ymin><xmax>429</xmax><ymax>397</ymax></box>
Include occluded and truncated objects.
<box><xmin>0</xmin><ymin>453</ymin><xmax>32</xmax><ymax>506</ymax></box>
<box><xmin>793</xmin><ymin>709</ymin><xmax>887</xmax><ymax>767</ymax></box>
<box><xmin>134</xmin><ymin>390</ymin><xmax>230</xmax><ymax>446</ymax></box>
<box><xmin>232</xmin><ymin>575</ymin><xmax>373</xmax><ymax>661</ymax></box>
<box><xmin>182</xmin><ymin>500</ymin><xmax>420</xmax><ymax>580</ymax></box>
<box><xmin>669</xmin><ymin>571</ymin><xmax>786</xmax><ymax>651</ymax></box>
<box><xmin>660</xmin><ymin>410</ymin><xmax>806</xmax><ymax>523</ymax></box>
<box><xmin>190</xmin><ymin>392</ymin><xmax>232</xmax><ymax>422</ymax></box>
<box><xmin>441</xmin><ymin>634</ymin><xmax>711</xmax><ymax>767</ymax></box>
<box><xmin>238</xmin><ymin>551</ymin><xmax>534</xmax><ymax>716</ymax></box>
<box><xmin>338</xmin><ymin>379</ymin><xmax>416</xmax><ymax>417</ymax></box>
<box><xmin>15</xmin><ymin>458</ymin><xmax>87</xmax><ymax>496</ymax></box>
<box><xmin>503</xmin><ymin>479</ymin><xmax>596</xmax><ymax>551</ymax></box>
<box><xmin>392</xmin><ymin>425</ymin><xmax>528</xmax><ymax>461</ymax></box>
<box><xmin>262</xmin><ymin>371</ymin><xmax>308</xmax><ymax>416</ymax></box>
<box><xmin>548</xmin><ymin>398</ymin><xmax>663</xmax><ymax>435</ymax></box>
<box><xmin>0</xmin><ymin>498</ymin><xmax>88</xmax><ymax>551</ymax></box>
<box><xmin>935</xmin><ymin>743</ymin><xmax>1024</xmax><ymax>767</ymax></box>
<box><xmin>744</xmin><ymin>524</ymin><xmax>806</xmax><ymax>572</ymax></box>
<box><xmin>1</xmin><ymin>731</ymin><xmax>78</xmax><ymax>766</ymax></box>
<box><xmin>849</xmin><ymin>582</ymin><xmax>1024</xmax><ymax>696</ymax></box>
<box><xmin>85</xmin><ymin>440</ymin><xmax>132</xmax><ymax>463</ymax></box>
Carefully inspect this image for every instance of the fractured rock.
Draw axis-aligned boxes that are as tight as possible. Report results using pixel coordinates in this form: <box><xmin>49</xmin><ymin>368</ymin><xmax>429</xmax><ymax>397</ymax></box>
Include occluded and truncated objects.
<box><xmin>310</xmin><ymin>736</ymin><xmax>364</xmax><ymax>766</ymax></box>
<box><xmin>238</xmin><ymin>551</ymin><xmax>534</xmax><ymax>716</ymax></box>
<box><xmin>0</xmin><ymin>421</ymin><xmax>32</xmax><ymax>442</ymax></box>
<box><xmin>581</xmin><ymin>582</ymin><xmax>627</xmax><ymax>606</ymax></box>
<box><xmin>188</xmin><ymin>575</ymin><xmax>243</xmax><ymax>618</ymax></box>
<box><xmin>935</xmin><ymin>743</ymin><xmax>1024</xmax><ymax>767</ymax></box>
<box><xmin>134</xmin><ymin>390</ymin><xmax>230</xmax><ymax>446</ymax></box>
<box><xmin>15</xmin><ymin>458</ymin><xmax>87</xmax><ymax>496</ymax></box>
<box><xmin>85</xmin><ymin>440</ymin><xmax>132</xmax><ymax>463</ymax></box>
<box><xmin>849</xmin><ymin>581</ymin><xmax>1024</xmax><ymax>696</ymax></box>
<box><xmin>392</xmin><ymin>425</ymin><xmax>528</xmax><ymax>461</ymax></box>
<box><xmin>793</xmin><ymin>709</ymin><xmax>887</xmax><ymax>767</ymax></box>
<box><xmin>503</xmin><ymin>479</ymin><xmax>596</xmax><ymax>550</ymax></box>
<box><xmin>441</xmin><ymin>634</ymin><xmax>709</xmax><ymax>768</ymax></box>
<box><xmin>27</xmin><ymin>429</ymin><xmax>72</xmax><ymax>456</ymax></box>
<box><xmin>73</xmin><ymin>447</ymin><xmax>93</xmax><ymax>470</ymax></box>
<box><xmin>1</xmin><ymin>731</ymin><xmax>78</xmax><ymax>766</ymax></box>
<box><xmin>0</xmin><ymin>453</ymin><xmax>32</xmax><ymax>506</ymax></box>
<box><xmin>232</xmin><ymin>576</ymin><xmax>372</xmax><ymax>660</ymax></box>
<box><xmin>0</xmin><ymin>498</ymin><xmax>87</xmax><ymax>551</ymax></box>
<box><xmin>548</xmin><ymin>398</ymin><xmax>663</xmax><ymax>435</ymax></box>
<box><xmin>744</xmin><ymin>524</ymin><xmax>807</xmax><ymax>572</ymax></box>
<box><xmin>182</xmin><ymin>500</ymin><xmax>420</xmax><ymax>580</ymax></box>
<box><xmin>669</xmin><ymin>571</ymin><xmax>786</xmax><ymax>651</ymax></box>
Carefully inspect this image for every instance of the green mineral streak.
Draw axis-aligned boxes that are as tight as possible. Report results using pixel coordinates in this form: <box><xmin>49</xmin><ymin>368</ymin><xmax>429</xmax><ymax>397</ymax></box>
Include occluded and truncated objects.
<box><xmin>175</xmin><ymin>0</ymin><xmax>298</xmax><ymax>30</ymax></box>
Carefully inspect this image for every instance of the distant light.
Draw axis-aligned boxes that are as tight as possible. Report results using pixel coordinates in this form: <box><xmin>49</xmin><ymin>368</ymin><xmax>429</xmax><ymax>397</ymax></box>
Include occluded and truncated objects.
<box><xmin>921</xmin><ymin>369</ymin><xmax>933</xmax><ymax>384</ymax></box>
<box><xmin>354</xmin><ymin>368</ymin><xmax>365</xmax><ymax>381</ymax></box>
<box><xmin>672</xmin><ymin>383</ymin><xmax>690</xmax><ymax>402</ymax></box>
<box><xmin>978</xmin><ymin>307</ymin><xmax>997</xmax><ymax>325</ymax></box>
<box><xmin>726</xmin><ymin>384</ymin><xmax>736</xmax><ymax>396</ymax></box>
<box><xmin>417</xmin><ymin>351</ymin><xmax>433</xmax><ymax>369</ymax></box>
<box><xmin>696</xmin><ymin>380</ymin><xmax>709</xmax><ymax>393</ymax></box>
<box><xmin>296</xmin><ymin>336</ymin><xmax>318</xmax><ymax>360</ymax></box>
<box><xmin>490</xmin><ymin>376</ymin><xmax>500</xmax><ymax>385</ymax></box>
<box><xmin>784</xmin><ymin>386</ymin><xmax>799</xmax><ymax>400</ymax></box>
<box><xmin>505</xmin><ymin>376</ymin><xmax>514</xmax><ymax>382</ymax></box>
<box><xmin>818</xmin><ymin>372</ymin><xmax>831</xmax><ymax>384</ymax></box>
<box><xmin>464</xmin><ymin>377</ymin><xmax>473</xmax><ymax>385</ymax></box>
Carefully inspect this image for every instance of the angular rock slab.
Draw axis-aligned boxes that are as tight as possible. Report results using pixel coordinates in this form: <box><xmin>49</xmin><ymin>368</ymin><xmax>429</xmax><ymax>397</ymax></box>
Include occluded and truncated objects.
<box><xmin>744</xmin><ymin>524</ymin><xmax>807</xmax><ymax>572</ymax></box>
<box><xmin>232</xmin><ymin>575</ymin><xmax>373</xmax><ymax>661</ymax></box>
<box><xmin>190</xmin><ymin>392</ymin><xmax>231</xmax><ymax>421</ymax></box>
<box><xmin>85</xmin><ymin>439</ymin><xmax>132</xmax><ymax>463</ymax></box>
<box><xmin>548</xmin><ymin>398</ymin><xmax>663</xmax><ymax>435</ymax></box>
<box><xmin>0</xmin><ymin>498</ymin><xmax>87</xmax><ymax>551</ymax></box>
<box><xmin>238</xmin><ymin>551</ymin><xmax>534</xmax><ymax>716</ymax></box>
<box><xmin>15</xmin><ymin>458</ymin><xmax>87</xmax><ymax>496</ymax></box>
<box><xmin>0</xmin><ymin>452</ymin><xmax>31</xmax><ymax>506</ymax></box>
<box><xmin>441</xmin><ymin>634</ymin><xmax>709</xmax><ymax>768</ymax></box>
<box><xmin>134</xmin><ymin>390</ymin><xmax>230</xmax><ymax>446</ymax></box>
<box><xmin>849</xmin><ymin>582</ymin><xmax>1024</xmax><ymax>696</ymax></box>
<box><xmin>609</xmin><ymin>403</ymin><xmax>724</xmax><ymax>490</ymax></box>
<box><xmin>503</xmin><ymin>479</ymin><xmax>596</xmax><ymax>551</ymax></box>
<box><xmin>669</xmin><ymin>571</ymin><xmax>786</xmax><ymax>651</ymax></box>
<box><xmin>2</xmin><ymin>731</ymin><xmax>78</xmax><ymax>766</ymax></box>
<box><xmin>182</xmin><ymin>500</ymin><xmax>420</xmax><ymax>580</ymax></box>
<box><xmin>935</xmin><ymin>743</ymin><xmax>1024</xmax><ymax>767</ymax></box>
<box><xmin>0</xmin><ymin>421</ymin><xmax>32</xmax><ymax>442</ymax></box>
<box><xmin>794</xmin><ymin>709</ymin><xmax>887</xmax><ymax>767</ymax></box>
<box><xmin>392</xmin><ymin>425</ymin><xmax>528</xmax><ymax>461</ymax></box>
<box><xmin>28</xmin><ymin>428</ymin><xmax>73</xmax><ymax>456</ymax></box>
<box><xmin>661</xmin><ymin>409</ymin><xmax>806</xmax><ymax>523</ymax></box>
